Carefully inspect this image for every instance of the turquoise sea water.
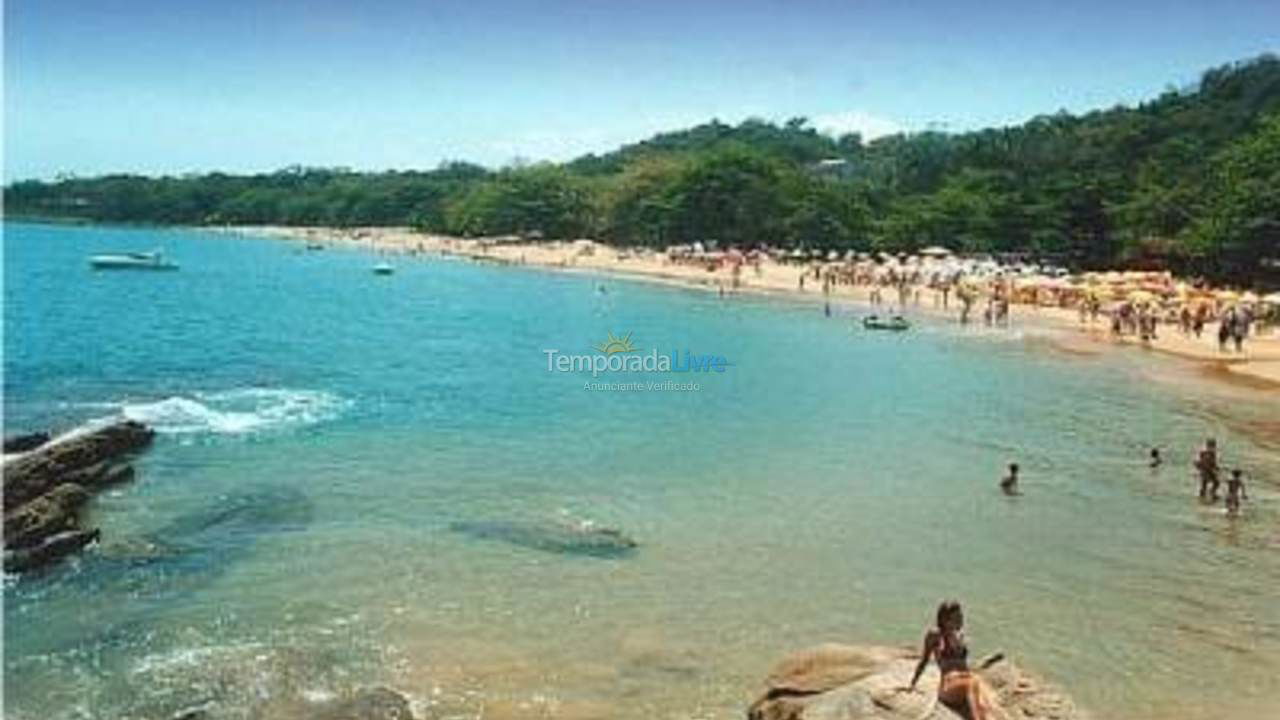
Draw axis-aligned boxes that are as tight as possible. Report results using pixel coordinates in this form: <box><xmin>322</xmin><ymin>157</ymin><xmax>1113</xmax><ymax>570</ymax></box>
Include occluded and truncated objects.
<box><xmin>4</xmin><ymin>222</ymin><xmax>1278</xmax><ymax>719</ymax></box>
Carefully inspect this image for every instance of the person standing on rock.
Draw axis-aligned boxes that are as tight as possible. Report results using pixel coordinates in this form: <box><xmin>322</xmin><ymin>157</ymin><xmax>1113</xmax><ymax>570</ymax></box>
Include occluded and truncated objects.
<box><xmin>903</xmin><ymin>601</ymin><xmax>999</xmax><ymax>720</ymax></box>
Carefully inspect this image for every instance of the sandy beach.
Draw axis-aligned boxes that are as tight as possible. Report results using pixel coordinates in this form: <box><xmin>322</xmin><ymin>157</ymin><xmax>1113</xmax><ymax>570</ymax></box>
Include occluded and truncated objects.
<box><xmin>238</xmin><ymin>225</ymin><xmax>1280</xmax><ymax>392</ymax></box>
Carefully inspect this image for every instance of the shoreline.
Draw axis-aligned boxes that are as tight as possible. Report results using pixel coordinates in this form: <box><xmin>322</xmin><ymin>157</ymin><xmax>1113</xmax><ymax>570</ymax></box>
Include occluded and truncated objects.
<box><xmin>226</xmin><ymin>225</ymin><xmax>1280</xmax><ymax>393</ymax></box>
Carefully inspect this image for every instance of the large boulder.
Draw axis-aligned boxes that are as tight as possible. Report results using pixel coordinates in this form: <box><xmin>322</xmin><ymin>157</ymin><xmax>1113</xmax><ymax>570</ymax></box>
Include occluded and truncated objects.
<box><xmin>2</xmin><ymin>420</ymin><xmax>153</xmax><ymax>510</ymax></box>
<box><xmin>747</xmin><ymin>644</ymin><xmax>1087</xmax><ymax>720</ymax></box>
<box><xmin>3</xmin><ymin>483</ymin><xmax>91</xmax><ymax>548</ymax></box>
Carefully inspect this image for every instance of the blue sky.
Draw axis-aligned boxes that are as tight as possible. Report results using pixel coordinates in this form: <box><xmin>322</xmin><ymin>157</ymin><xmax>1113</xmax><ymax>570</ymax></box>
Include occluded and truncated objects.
<box><xmin>4</xmin><ymin>0</ymin><xmax>1277</xmax><ymax>180</ymax></box>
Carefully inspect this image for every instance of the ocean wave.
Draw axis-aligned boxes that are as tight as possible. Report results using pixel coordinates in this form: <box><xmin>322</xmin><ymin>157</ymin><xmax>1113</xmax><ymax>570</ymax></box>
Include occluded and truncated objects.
<box><xmin>92</xmin><ymin>388</ymin><xmax>348</xmax><ymax>435</ymax></box>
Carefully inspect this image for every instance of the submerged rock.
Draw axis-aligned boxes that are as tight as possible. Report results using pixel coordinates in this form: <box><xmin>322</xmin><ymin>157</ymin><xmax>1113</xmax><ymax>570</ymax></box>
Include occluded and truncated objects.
<box><xmin>747</xmin><ymin>644</ymin><xmax>1088</xmax><ymax>720</ymax></box>
<box><xmin>310</xmin><ymin>687</ymin><xmax>414</xmax><ymax>720</ymax></box>
<box><xmin>3</xmin><ymin>431</ymin><xmax>51</xmax><ymax>453</ymax></box>
<box><xmin>151</xmin><ymin>485</ymin><xmax>314</xmax><ymax>544</ymax></box>
<box><xmin>449</xmin><ymin>518</ymin><xmax>638</xmax><ymax>558</ymax></box>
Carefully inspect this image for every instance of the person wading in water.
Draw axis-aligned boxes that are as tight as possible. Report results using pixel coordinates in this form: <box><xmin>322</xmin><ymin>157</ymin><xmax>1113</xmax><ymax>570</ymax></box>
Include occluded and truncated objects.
<box><xmin>1195</xmin><ymin>438</ymin><xmax>1220</xmax><ymax>500</ymax></box>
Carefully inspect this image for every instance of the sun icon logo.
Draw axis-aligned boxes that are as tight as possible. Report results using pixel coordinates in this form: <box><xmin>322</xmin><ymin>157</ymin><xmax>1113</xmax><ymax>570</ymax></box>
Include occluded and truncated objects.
<box><xmin>594</xmin><ymin>331</ymin><xmax>638</xmax><ymax>354</ymax></box>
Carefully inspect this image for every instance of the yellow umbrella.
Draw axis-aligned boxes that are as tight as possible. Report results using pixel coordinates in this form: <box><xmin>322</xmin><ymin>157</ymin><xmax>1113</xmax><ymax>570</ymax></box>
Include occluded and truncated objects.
<box><xmin>1128</xmin><ymin>290</ymin><xmax>1155</xmax><ymax>303</ymax></box>
<box><xmin>1216</xmin><ymin>290</ymin><xmax>1240</xmax><ymax>302</ymax></box>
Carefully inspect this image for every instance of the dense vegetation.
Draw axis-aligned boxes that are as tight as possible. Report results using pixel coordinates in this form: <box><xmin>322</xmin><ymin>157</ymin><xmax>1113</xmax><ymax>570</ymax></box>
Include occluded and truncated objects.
<box><xmin>7</xmin><ymin>56</ymin><xmax>1280</xmax><ymax>283</ymax></box>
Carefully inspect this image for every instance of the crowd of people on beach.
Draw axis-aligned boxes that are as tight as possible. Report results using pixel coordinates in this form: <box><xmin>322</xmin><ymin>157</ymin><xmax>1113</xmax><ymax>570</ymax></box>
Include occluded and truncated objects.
<box><xmin>666</xmin><ymin>243</ymin><xmax>1279</xmax><ymax>350</ymax></box>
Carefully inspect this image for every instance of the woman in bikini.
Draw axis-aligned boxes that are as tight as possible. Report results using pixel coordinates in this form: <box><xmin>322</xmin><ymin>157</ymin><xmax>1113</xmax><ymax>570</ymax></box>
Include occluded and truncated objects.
<box><xmin>906</xmin><ymin>600</ymin><xmax>997</xmax><ymax>720</ymax></box>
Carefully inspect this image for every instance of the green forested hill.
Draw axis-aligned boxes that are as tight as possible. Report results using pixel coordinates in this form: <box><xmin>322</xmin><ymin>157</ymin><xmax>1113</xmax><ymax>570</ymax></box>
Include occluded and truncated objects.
<box><xmin>6</xmin><ymin>55</ymin><xmax>1279</xmax><ymax>282</ymax></box>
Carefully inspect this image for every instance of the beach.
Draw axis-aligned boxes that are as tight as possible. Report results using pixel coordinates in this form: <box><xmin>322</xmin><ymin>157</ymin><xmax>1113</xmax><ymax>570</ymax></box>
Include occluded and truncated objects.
<box><xmin>4</xmin><ymin>221</ymin><xmax>1278</xmax><ymax>720</ymax></box>
<box><xmin>246</xmin><ymin>225</ymin><xmax>1280</xmax><ymax>392</ymax></box>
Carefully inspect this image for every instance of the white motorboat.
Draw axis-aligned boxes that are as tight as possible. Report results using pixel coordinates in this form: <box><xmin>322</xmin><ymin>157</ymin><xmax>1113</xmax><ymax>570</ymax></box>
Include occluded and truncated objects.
<box><xmin>372</xmin><ymin>262</ymin><xmax>395</xmax><ymax>275</ymax></box>
<box><xmin>88</xmin><ymin>250</ymin><xmax>179</xmax><ymax>270</ymax></box>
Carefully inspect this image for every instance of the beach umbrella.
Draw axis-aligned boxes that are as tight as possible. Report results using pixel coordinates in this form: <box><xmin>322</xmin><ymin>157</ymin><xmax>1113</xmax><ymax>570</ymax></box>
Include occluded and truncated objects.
<box><xmin>1216</xmin><ymin>290</ymin><xmax>1240</xmax><ymax>302</ymax></box>
<box><xmin>1262</xmin><ymin>292</ymin><xmax>1280</xmax><ymax>305</ymax></box>
<box><xmin>919</xmin><ymin>245</ymin><xmax>952</xmax><ymax>258</ymax></box>
<box><xmin>1128</xmin><ymin>290</ymin><xmax>1156</xmax><ymax>304</ymax></box>
<box><xmin>1241</xmin><ymin>291</ymin><xmax>1260</xmax><ymax>303</ymax></box>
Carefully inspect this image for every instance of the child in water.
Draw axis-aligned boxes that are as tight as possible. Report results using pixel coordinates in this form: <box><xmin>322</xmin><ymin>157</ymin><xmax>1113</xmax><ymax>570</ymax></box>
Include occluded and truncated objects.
<box><xmin>1149</xmin><ymin>447</ymin><xmax>1162</xmax><ymax>468</ymax></box>
<box><xmin>1225</xmin><ymin>469</ymin><xmax>1248</xmax><ymax>514</ymax></box>
<box><xmin>1000</xmin><ymin>463</ymin><xmax>1020</xmax><ymax>495</ymax></box>
<box><xmin>1195</xmin><ymin>438</ymin><xmax>1219</xmax><ymax>500</ymax></box>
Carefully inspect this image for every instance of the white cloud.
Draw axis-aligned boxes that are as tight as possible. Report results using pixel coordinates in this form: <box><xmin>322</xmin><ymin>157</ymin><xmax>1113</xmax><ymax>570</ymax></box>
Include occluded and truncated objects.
<box><xmin>811</xmin><ymin>110</ymin><xmax>903</xmax><ymax>140</ymax></box>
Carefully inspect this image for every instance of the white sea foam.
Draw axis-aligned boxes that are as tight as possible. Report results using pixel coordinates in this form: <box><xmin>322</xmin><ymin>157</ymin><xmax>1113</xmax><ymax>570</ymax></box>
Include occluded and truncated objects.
<box><xmin>93</xmin><ymin>388</ymin><xmax>347</xmax><ymax>435</ymax></box>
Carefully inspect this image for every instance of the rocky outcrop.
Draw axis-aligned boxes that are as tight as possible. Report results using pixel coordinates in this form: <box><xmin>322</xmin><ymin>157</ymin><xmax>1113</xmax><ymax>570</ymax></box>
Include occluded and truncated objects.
<box><xmin>4</xmin><ymin>483</ymin><xmax>90</xmax><ymax>548</ymax></box>
<box><xmin>1</xmin><ymin>420</ymin><xmax>154</xmax><ymax>572</ymax></box>
<box><xmin>3</xmin><ymin>420</ymin><xmax>153</xmax><ymax>510</ymax></box>
<box><xmin>3</xmin><ymin>529</ymin><xmax>102</xmax><ymax>573</ymax></box>
<box><xmin>747</xmin><ymin>644</ymin><xmax>1088</xmax><ymax>720</ymax></box>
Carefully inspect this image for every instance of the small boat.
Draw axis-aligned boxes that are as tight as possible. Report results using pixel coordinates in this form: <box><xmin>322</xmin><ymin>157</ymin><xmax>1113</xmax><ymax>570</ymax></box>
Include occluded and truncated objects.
<box><xmin>88</xmin><ymin>250</ymin><xmax>178</xmax><ymax>270</ymax></box>
<box><xmin>305</xmin><ymin>242</ymin><xmax>325</xmax><ymax>251</ymax></box>
<box><xmin>863</xmin><ymin>315</ymin><xmax>910</xmax><ymax>331</ymax></box>
<box><xmin>372</xmin><ymin>263</ymin><xmax>395</xmax><ymax>275</ymax></box>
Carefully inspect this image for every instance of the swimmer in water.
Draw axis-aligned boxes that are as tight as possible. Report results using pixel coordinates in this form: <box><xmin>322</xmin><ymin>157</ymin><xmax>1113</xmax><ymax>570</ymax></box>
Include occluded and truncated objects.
<box><xmin>1149</xmin><ymin>447</ymin><xmax>1162</xmax><ymax>469</ymax></box>
<box><xmin>1000</xmin><ymin>463</ymin><xmax>1020</xmax><ymax>495</ymax></box>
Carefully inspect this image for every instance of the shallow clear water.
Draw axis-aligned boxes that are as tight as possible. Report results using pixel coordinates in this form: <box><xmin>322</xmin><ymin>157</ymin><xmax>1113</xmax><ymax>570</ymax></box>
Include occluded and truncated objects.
<box><xmin>4</xmin><ymin>222</ymin><xmax>1278</xmax><ymax>719</ymax></box>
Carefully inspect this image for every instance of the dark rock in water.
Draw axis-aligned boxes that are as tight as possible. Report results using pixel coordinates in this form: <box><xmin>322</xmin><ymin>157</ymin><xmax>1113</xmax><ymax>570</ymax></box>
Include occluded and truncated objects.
<box><xmin>153</xmin><ymin>485</ymin><xmax>314</xmax><ymax>543</ymax></box>
<box><xmin>746</xmin><ymin>644</ymin><xmax>1089</xmax><ymax>720</ymax></box>
<box><xmin>3</xmin><ymin>528</ymin><xmax>101</xmax><ymax>573</ymax></box>
<box><xmin>2</xmin><ymin>420</ymin><xmax>154</xmax><ymax>510</ymax></box>
<box><xmin>449</xmin><ymin>518</ymin><xmax>638</xmax><ymax>558</ymax></box>
<box><xmin>4</xmin><ymin>483</ymin><xmax>91</xmax><ymax>548</ymax></box>
<box><xmin>94</xmin><ymin>485</ymin><xmax>315</xmax><ymax>590</ymax></box>
<box><xmin>311</xmin><ymin>687</ymin><xmax>414</xmax><ymax>720</ymax></box>
<box><xmin>3</xmin><ymin>431</ymin><xmax>51</xmax><ymax>453</ymax></box>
